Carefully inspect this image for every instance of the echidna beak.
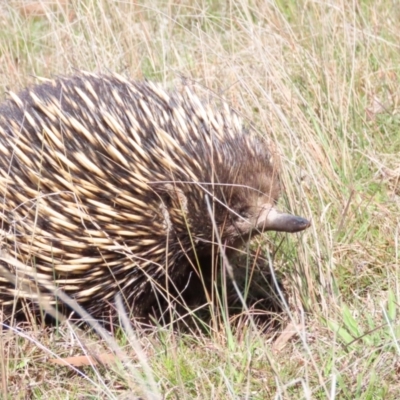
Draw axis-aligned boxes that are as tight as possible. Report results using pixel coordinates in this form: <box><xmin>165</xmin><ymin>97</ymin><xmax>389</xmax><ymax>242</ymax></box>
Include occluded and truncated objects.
<box><xmin>259</xmin><ymin>207</ymin><xmax>311</xmax><ymax>233</ymax></box>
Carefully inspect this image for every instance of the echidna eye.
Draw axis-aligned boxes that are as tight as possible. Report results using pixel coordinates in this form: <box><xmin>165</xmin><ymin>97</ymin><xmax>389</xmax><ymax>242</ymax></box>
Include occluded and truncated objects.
<box><xmin>237</xmin><ymin>207</ymin><xmax>250</xmax><ymax>219</ymax></box>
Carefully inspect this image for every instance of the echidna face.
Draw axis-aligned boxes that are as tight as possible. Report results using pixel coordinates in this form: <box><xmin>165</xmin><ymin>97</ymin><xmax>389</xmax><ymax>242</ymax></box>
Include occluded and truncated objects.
<box><xmin>219</xmin><ymin>161</ymin><xmax>310</xmax><ymax>242</ymax></box>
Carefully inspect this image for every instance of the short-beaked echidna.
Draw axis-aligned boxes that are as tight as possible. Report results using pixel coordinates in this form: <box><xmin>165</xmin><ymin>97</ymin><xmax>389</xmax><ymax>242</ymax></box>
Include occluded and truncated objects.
<box><xmin>0</xmin><ymin>72</ymin><xmax>310</xmax><ymax>320</ymax></box>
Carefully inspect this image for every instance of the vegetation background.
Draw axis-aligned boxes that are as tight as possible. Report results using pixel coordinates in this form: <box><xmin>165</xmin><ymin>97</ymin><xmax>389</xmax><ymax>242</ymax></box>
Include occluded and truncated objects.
<box><xmin>0</xmin><ymin>0</ymin><xmax>399</xmax><ymax>398</ymax></box>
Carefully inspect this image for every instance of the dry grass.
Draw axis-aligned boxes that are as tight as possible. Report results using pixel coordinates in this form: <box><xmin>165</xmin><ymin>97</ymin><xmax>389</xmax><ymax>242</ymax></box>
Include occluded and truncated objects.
<box><xmin>0</xmin><ymin>0</ymin><xmax>399</xmax><ymax>398</ymax></box>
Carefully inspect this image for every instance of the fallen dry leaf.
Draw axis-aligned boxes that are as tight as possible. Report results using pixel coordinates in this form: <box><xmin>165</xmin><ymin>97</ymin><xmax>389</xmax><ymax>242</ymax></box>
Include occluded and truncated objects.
<box><xmin>272</xmin><ymin>322</ymin><xmax>304</xmax><ymax>352</ymax></box>
<box><xmin>15</xmin><ymin>0</ymin><xmax>75</xmax><ymax>21</ymax></box>
<box><xmin>49</xmin><ymin>353</ymin><xmax>118</xmax><ymax>367</ymax></box>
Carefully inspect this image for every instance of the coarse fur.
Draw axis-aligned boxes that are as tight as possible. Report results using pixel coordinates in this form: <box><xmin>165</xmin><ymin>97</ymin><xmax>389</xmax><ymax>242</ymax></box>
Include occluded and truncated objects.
<box><xmin>0</xmin><ymin>72</ymin><xmax>308</xmax><ymax>322</ymax></box>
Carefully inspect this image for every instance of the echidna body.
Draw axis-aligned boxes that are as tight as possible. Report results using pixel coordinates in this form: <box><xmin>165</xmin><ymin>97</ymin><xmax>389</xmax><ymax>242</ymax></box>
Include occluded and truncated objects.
<box><xmin>0</xmin><ymin>72</ymin><xmax>309</xmax><ymax>319</ymax></box>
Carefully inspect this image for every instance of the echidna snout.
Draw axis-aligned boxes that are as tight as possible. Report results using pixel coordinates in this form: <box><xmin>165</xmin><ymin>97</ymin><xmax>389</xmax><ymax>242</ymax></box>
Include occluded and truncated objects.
<box><xmin>0</xmin><ymin>72</ymin><xmax>310</xmax><ymax>320</ymax></box>
<box><xmin>257</xmin><ymin>205</ymin><xmax>310</xmax><ymax>233</ymax></box>
<box><xmin>231</xmin><ymin>191</ymin><xmax>310</xmax><ymax>236</ymax></box>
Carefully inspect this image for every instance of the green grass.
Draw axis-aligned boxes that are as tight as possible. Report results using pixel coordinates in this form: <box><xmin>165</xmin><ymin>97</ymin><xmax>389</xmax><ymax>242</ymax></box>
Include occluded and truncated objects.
<box><xmin>1</xmin><ymin>0</ymin><xmax>400</xmax><ymax>398</ymax></box>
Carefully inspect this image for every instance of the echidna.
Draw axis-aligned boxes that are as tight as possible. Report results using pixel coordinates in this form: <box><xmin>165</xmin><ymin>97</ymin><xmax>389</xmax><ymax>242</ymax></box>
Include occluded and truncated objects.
<box><xmin>0</xmin><ymin>72</ymin><xmax>309</xmax><ymax>321</ymax></box>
